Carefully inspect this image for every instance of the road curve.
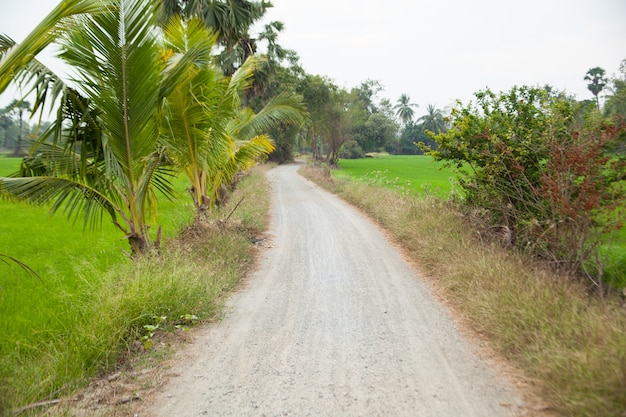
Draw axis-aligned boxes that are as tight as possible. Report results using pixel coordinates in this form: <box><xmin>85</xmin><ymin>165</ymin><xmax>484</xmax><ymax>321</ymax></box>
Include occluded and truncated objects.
<box><xmin>146</xmin><ymin>163</ymin><xmax>524</xmax><ymax>416</ymax></box>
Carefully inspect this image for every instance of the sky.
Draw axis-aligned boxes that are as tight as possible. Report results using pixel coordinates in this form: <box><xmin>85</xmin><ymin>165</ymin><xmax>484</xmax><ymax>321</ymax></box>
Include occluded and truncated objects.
<box><xmin>1</xmin><ymin>0</ymin><xmax>625</xmax><ymax>115</ymax></box>
<box><xmin>256</xmin><ymin>0</ymin><xmax>626</xmax><ymax>111</ymax></box>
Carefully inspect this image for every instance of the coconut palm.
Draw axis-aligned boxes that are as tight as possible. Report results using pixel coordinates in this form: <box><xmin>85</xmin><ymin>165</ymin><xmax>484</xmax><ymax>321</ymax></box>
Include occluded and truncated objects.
<box><xmin>0</xmin><ymin>0</ymin><xmax>179</xmax><ymax>255</ymax></box>
<box><xmin>417</xmin><ymin>104</ymin><xmax>446</xmax><ymax>134</ymax></box>
<box><xmin>217</xmin><ymin>91</ymin><xmax>307</xmax><ymax>196</ymax></box>
<box><xmin>1</xmin><ymin>0</ymin><xmax>298</xmax><ymax>252</ymax></box>
<box><xmin>156</xmin><ymin>0</ymin><xmax>270</xmax><ymax>75</ymax></box>
<box><xmin>3</xmin><ymin>99</ymin><xmax>31</xmax><ymax>156</ymax></box>
<box><xmin>394</xmin><ymin>94</ymin><xmax>418</xmax><ymax>126</ymax></box>
<box><xmin>160</xmin><ymin>16</ymin><xmax>306</xmax><ymax>217</ymax></box>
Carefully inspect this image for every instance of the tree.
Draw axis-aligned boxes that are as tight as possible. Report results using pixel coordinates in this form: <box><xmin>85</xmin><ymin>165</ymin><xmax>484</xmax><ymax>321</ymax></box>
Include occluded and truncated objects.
<box><xmin>156</xmin><ymin>0</ymin><xmax>271</xmax><ymax>75</ymax></box>
<box><xmin>399</xmin><ymin>121</ymin><xmax>432</xmax><ymax>155</ymax></box>
<box><xmin>161</xmin><ymin>18</ymin><xmax>306</xmax><ymax>217</ymax></box>
<box><xmin>297</xmin><ymin>74</ymin><xmax>336</xmax><ymax>160</ymax></box>
<box><xmin>394</xmin><ymin>94</ymin><xmax>418</xmax><ymax>126</ymax></box>
<box><xmin>5</xmin><ymin>99</ymin><xmax>31</xmax><ymax>156</ymax></box>
<box><xmin>352</xmin><ymin>113</ymin><xmax>397</xmax><ymax>153</ymax></box>
<box><xmin>605</xmin><ymin>59</ymin><xmax>626</xmax><ymax>122</ymax></box>
<box><xmin>417</xmin><ymin>104</ymin><xmax>446</xmax><ymax>134</ymax></box>
<box><xmin>585</xmin><ymin>66</ymin><xmax>608</xmax><ymax>110</ymax></box>
<box><xmin>325</xmin><ymin>88</ymin><xmax>351</xmax><ymax>166</ymax></box>
<box><xmin>0</xmin><ymin>0</ymin><xmax>180</xmax><ymax>255</ymax></box>
<box><xmin>0</xmin><ymin>106</ymin><xmax>15</xmax><ymax>149</ymax></box>
<box><xmin>1</xmin><ymin>0</ymin><xmax>304</xmax><ymax>254</ymax></box>
<box><xmin>354</xmin><ymin>79</ymin><xmax>383</xmax><ymax>115</ymax></box>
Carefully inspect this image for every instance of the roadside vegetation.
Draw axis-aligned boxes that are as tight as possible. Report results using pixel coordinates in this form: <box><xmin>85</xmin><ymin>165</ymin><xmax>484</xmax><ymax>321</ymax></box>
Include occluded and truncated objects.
<box><xmin>0</xmin><ymin>0</ymin><xmax>290</xmax><ymax>413</ymax></box>
<box><xmin>302</xmin><ymin>162</ymin><xmax>626</xmax><ymax>417</ymax></box>
<box><xmin>1</xmin><ymin>154</ymin><xmax>270</xmax><ymax>414</ymax></box>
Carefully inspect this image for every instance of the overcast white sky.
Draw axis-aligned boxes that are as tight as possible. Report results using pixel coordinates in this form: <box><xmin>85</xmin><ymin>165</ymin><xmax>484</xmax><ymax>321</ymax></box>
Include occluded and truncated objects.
<box><xmin>258</xmin><ymin>0</ymin><xmax>626</xmax><ymax>111</ymax></box>
<box><xmin>1</xmin><ymin>0</ymin><xmax>625</xmax><ymax>114</ymax></box>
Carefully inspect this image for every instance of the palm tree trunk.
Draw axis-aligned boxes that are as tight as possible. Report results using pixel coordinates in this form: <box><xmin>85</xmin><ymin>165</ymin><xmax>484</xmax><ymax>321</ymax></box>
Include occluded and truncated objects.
<box><xmin>12</xmin><ymin>109</ymin><xmax>23</xmax><ymax>157</ymax></box>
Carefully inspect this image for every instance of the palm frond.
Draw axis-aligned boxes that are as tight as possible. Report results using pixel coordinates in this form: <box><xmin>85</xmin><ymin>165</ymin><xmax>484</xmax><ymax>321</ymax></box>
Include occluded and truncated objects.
<box><xmin>59</xmin><ymin>0</ymin><xmax>161</xmax><ymax>177</ymax></box>
<box><xmin>234</xmin><ymin>92</ymin><xmax>307</xmax><ymax>140</ymax></box>
<box><xmin>0</xmin><ymin>0</ymin><xmax>113</xmax><ymax>95</ymax></box>
<box><xmin>227</xmin><ymin>54</ymin><xmax>263</xmax><ymax>99</ymax></box>
<box><xmin>0</xmin><ymin>254</ymin><xmax>42</xmax><ymax>282</ymax></box>
<box><xmin>0</xmin><ymin>176</ymin><xmax>121</xmax><ymax>232</ymax></box>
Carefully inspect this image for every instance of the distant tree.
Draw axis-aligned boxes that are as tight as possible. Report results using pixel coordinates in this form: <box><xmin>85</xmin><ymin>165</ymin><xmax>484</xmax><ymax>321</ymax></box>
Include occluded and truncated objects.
<box><xmin>394</xmin><ymin>94</ymin><xmax>418</xmax><ymax>126</ymax></box>
<box><xmin>605</xmin><ymin>59</ymin><xmax>626</xmax><ymax>121</ymax></box>
<box><xmin>338</xmin><ymin>140</ymin><xmax>364</xmax><ymax>159</ymax></box>
<box><xmin>5</xmin><ymin>99</ymin><xmax>31</xmax><ymax>156</ymax></box>
<box><xmin>297</xmin><ymin>74</ymin><xmax>336</xmax><ymax>160</ymax></box>
<box><xmin>352</xmin><ymin>113</ymin><xmax>397</xmax><ymax>153</ymax></box>
<box><xmin>354</xmin><ymin>79</ymin><xmax>383</xmax><ymax>115</ymax></box>
<box><xmin>417</xmin><ymin>104</ymin><xmax>446</xmax><ymax>134</ymax></box>
<box><xmin>326</xmin><ymin>88</ymin><xmax>352</xmax><ymax>165</ymax></box>
<box><xmin>585</xmin><ymin>67</ymin><xmax>608</xmax><ymax>110</ymax></box>
<box><xmin>0</xmin><ymin>108</ymin><xmax>14</xmax><ymax>149</ymax></box>
<box><xmin>399</xmin><ymin>121</ymin><xmax>434</xmax><ymax>155</ymax></box>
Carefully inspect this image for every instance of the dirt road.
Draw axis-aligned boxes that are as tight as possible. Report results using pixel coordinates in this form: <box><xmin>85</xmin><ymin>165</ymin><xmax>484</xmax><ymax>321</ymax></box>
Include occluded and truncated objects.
<box><xmin>145</xmin><ymin>163</ymin><xmax>524</xmax><ymax>416</ymax></box>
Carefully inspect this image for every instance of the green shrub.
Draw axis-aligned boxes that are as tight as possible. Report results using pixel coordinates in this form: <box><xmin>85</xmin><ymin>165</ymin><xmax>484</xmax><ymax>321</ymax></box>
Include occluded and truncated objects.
<box><xmin>339</xmin><ymin>139</ymin><xmax>365</xmax><ymax>159</ymax></box>
<box><xmin>423</xmin><ymin>86</ymin><xmax>626</xmax><ymax>287</ymax></box>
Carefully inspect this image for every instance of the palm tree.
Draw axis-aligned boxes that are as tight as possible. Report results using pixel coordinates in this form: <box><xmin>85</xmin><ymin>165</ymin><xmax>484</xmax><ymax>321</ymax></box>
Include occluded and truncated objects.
<box><xmin>417</xmin><ymin>104</ymin><xmax>446</xmax><ymax>134</ymax></box>
<box><xmin>161</xmin><ymin>17</ymin><xmax>305</xmax><ymax>217</ymax></box>
<box><xmin>394</xmin><ymin>94</ymin><xmax>418</xmax><ymax>126</ymax></box>
<box><xmin>1</xmin><ymin>0</ymin><xmax>297</xmax><ymax>253</ymax></box>
<box><xmin>157</xmin><ymin>0</ymin><xmax>270</xmax><ymax>75</ymax></box>
<box><xmin>218</xmin><ymin>91</ymin><xmax>307</xmax><ymax>194</ymax></box>
<box><xmin>0</xmin><ymin>0</ymin><xmax>179</xmax><ymax>255</ymax></box>
<box><xmin>584</xmin><ymin>67</ymin><xmax>608</xmax><ymax>110</ymax></box>
<box><xmin>0</xmin><ymin>109</ymin><xmax>11</xmax><ymax>148</ymax></box>
<box><xmin>5</xmin><ymin>99</ymin><xmax>31</xmax><ymax>156</ymax></box>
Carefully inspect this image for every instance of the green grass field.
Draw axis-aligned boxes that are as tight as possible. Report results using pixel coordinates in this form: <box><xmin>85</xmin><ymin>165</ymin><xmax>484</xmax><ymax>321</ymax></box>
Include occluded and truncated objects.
<box><xmin>336</xmin><ymin>155</ymin><xmax>459</xmax><ymax>198</ymax></box>
<box><xmin>0</xmin><ymin>154</ymin><xmax>198</xmax><ymax>409</ymax></box>
<box><xmin>0</xmin><ymin>157</ymin><xmax>193</xmax><ymax>342</ymax></box>
<box><xmin>0</xmin><ymin>155</ymin><xmax>195</xmax><ymax>346</ymax></box>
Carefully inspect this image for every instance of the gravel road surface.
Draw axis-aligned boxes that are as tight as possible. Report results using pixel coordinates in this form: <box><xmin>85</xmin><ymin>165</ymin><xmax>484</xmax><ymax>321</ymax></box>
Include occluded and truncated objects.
<box><xmin>145</xmin><ymin>163</ymin><xmax>525</xmax><ymax>416</ymax></box>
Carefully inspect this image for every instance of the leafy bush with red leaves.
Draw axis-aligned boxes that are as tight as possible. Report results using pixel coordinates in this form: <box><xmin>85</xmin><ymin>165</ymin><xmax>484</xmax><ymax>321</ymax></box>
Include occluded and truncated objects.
<box><xmin>423</xmin><ymin>86</ymin><xmax>626</xmax><ymax>288</ymax></box>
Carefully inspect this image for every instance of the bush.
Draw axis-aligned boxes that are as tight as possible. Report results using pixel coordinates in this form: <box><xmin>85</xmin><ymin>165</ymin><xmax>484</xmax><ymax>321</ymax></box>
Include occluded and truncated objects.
<box><xmin>338</xmin><ymin>139</ymin><xmax>365</xmax><ymax>159</ymax></box>
<box><xmin>423</xmin><ymin>86</ymin><xmax>626</xmax><ymax>287</ymax></box>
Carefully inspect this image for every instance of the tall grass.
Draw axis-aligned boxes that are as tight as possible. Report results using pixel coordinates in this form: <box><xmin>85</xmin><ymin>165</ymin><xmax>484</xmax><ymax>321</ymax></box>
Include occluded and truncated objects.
<box><xmin>0</xmin><ymin>153</ymin><xmax>270</xmax><ymax>414</ymax></box>
<box><xmin>302</xmin><ymin>164</ymin><xmax>626</xmax><ymax>417</ymax></box>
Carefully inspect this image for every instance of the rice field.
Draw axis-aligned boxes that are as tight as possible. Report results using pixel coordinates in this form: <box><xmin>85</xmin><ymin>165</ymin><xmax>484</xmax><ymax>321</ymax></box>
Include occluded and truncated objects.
<box><xmin>335</xmin><ymin>155</ymin><xmax>459</xmax><ymax>198</ymax></box>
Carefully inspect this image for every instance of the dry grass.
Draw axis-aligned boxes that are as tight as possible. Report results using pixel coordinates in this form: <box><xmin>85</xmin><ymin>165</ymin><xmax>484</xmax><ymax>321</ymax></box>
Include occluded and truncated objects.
<box><xmin>301</xmin><ymin>164</ymin><xmax>626</xmax><ymax>417</ymax></box>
